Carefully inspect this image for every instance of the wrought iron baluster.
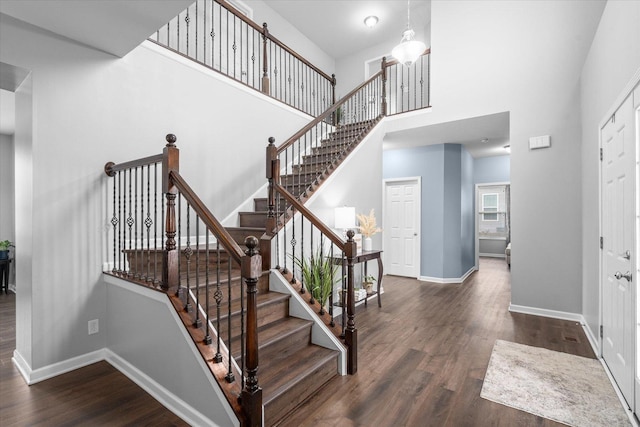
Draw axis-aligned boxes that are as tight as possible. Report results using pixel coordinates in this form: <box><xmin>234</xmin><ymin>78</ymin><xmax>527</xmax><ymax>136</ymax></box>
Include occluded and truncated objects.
<box><xmin>154</xmin><ymin>163</ymin><xmax>159</xmax><ymax>285</ymax></box>
<box><xmin>204</xmin><ymin>231</ymin><xmax>212</xmax><ymax>344</ymax></box>
<box><xmin>225</xmin><ymin>253</ymin><xmax>235</xmax><ymax>383</ymax></box>
<box><xmin>194</xmin><ymin>219</ymin><xmax>201</xmax><ymax>328</ymax></box>
<box><xmin>308</xmin><ymin>224</ymin><xmax>314</xmax><ymax>304</ymax></box>
<box><xmin>290</xmin><ymin>206</ymin><xmax>296</xmax><ymax>284</ymax></box>
<box><xmin>126</xmin><ymin>168</ymin><xmax>133</xmax><ymax>276</ymax></box>
<box><xmin>184</xmin><ymin>203</ymin><xmax>192</xmax><ymax>312</ymax></box>
<box><xmin>111</xmin><ymin>172</ymin><xmax>118</xmax><ymax>274</ymax></box>
<box><xmin>329</xmin><ymin>244</ymin><xmax>335</xmax><ymax>326</ymax></box>
<box><xmin>214</xmin><ymin>239</ymin><xmax>223</xmax><ymax>362</ymax></box>
<box><xmin>240</xmin><ymin>253</ymin><xmax>245</xmax><ymax>390</ymax></box>
<box><xmin>145</xmin><ymin>164</ymin><xmax>152</xmax><ymax>282</ymax></box>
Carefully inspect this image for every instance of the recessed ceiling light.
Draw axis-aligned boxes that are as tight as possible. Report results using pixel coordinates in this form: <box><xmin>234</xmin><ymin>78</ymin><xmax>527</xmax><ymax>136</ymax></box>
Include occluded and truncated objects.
<box><xmin>481</xmin><ymin>138</ymin><xmax>489</xmax><ymax>143</ymax></box>
<box><xmin>364</xmin><ymin>16</ymin><xmax>379</xmax><ymax>28</ymax></box>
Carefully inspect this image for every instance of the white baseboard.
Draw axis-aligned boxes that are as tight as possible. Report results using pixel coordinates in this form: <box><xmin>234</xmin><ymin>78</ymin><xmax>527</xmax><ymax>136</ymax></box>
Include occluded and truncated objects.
<box><xmin>581</xmin><ymin>321</ymin><xmax>601</xmax><ymax>357</ymax></box>
<box><xmin>419</xmin><ymin>266</ymin><xmax>477</xmax><ymax>284</ymax></box>
<box><xmin>104</xmin><ymin>349</ymin><xmax>222</xmax><ymax>427</ymax></box>
<box><xmin>508</xmin><ymin>304</ymin><xmax>584</xmax><ymax>322</ymax></box>
<box><xmin>12</xmin><ymin>348</ymin><xmax>105</xmax><ymax>385</ymax></box>
<box><xmin>478</xmin><ymin>253</ymin><xmax>506</xmax><ymax>259</ymax></box>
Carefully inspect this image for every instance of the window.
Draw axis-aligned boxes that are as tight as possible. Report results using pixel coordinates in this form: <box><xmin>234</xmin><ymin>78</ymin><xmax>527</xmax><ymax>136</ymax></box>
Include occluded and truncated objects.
<box><xmin>482</xmin><ymin>193</ymin><xmax>499</xmax><ymax>221</ymax></box>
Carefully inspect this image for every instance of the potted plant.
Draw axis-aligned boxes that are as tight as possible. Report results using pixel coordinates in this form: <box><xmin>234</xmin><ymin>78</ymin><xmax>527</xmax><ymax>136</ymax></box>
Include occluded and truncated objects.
<box><xmin>292</xmin><ymin>247</ymin><xmax>339</xmax><ymax>314</ymax></box>
<box><xmin>363</xmin><ymin>275</ymin><xmax>376</xmax><ymax>294</ymax></box>
<box><xmin>357</xmin><ymin>209</ymin><xmax>382</xmax><ymax>251</ymax></box>
<box><xmin>0</xmin><ymin>240</ymin><xmax>13</xmax><ymax>260</ymax></box>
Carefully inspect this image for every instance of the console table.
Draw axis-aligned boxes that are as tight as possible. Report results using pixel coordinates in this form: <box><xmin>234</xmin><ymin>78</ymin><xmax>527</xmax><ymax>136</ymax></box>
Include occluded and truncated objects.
<box><xmin>0</xmin><ymin>258</ymin><xmax>11</xmax><ymax>293</ymax></box>
<box><xmin>334</xmin><ymin>249</ymin><xmax>383</xmax><ymax>308</ymax></box>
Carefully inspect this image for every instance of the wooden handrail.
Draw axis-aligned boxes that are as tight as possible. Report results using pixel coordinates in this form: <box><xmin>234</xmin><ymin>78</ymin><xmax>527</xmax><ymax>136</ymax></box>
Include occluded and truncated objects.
<box><xmin>169</xmin><ymin>170</ymin><xmax>246</xmax><ymax>264</ymax></box>
<box><xmin>383</xmin><ymin>48</ymin><xmax>431</xmax><ymax>68</ymax></box>
<box><xmin>273</xmin><ymin>183</ymin><xmax>345</xmax><ymax>250</ymax></box>
<box><xmin>276</xmin><ymin>70</ymin><xmax>384</xmax><ymax>154</ymax></box>
<box><xmin>216</xmin><ymin>0</ymin><xmax>333</xmax><ymax>83</ymax></box>
<box><xmin>104</xmin><ymin>154</ymin><xmax>163</xmax><ymax>177</ymax></box>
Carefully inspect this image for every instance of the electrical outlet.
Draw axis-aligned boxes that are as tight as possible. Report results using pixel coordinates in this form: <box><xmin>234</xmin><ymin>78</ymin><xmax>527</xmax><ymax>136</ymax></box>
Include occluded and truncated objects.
<box><xmin>88</xmin><ymin>319</ymin><xmax>99</xmax><ymax>335</ymax></box>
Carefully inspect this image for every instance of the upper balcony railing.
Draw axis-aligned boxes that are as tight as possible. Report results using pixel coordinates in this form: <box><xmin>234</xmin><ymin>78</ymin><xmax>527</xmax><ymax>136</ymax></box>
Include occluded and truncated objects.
<box><xmin>149</xmin><ymin>0</ymin><xmax>335</xmax><ymax>117</ymax></box>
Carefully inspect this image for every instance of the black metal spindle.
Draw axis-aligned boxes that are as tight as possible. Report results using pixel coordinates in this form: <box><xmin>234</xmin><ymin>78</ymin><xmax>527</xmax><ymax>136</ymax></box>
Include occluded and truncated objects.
<box><xmin>111</xmin><ymin>172</ymin><xmax>118</xmax><ymax>274</ymax></box>
<box><xmin>194</xmin><ymin>220</ymin><xmax>201</xmax><ymax>328</ymax></box>
<box><xmin>214</xmin><ymin>240</ymin><xmax>223</xmax><ymax>362</ymax></box>
<box><xmin>154</xmin><ymin>163</ymin><xmax>159</xmax><ymax>285</ymax></box>
<box><xmin>204</xmin><ymin>230</ymin><xmax>212</xmax><ymax>344</ymax></box>
<box><xmin>184</xmin><ymin>203</ymin><xmax>192</xmax><ymax>312</ymax></box>
<box><xmin>226</xmin><ymin>253</ymin><xmax>234</xmax><ymax>383</ymax></box>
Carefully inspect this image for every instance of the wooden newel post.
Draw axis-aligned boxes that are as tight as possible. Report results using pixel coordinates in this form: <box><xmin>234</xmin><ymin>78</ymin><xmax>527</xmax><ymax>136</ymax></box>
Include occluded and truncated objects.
<box><xmin>331</xmin><ymin>73</ymin><xmax>337</xmax><ymax>106</ymax></box>
<box><xmin>345</xmin><ymin>230</ymin><xmax>358</xmax><ymax>374</ymax></box>
<box><xmin>261</xmin><ymin>137</ymin><xmax>278</xmax><ymax>270</ymax></box>
<box><xmin>241</xmin><ymin>236</ymin><xmax>263</xmax><ymax>427</ymax></box>
<box><xmin>381</xmin><ymin>57</ymin><xmax>387</xmax><ymax>117</ymax></box>
<box><xmin>261</xmin><ymin>23</ymin><xmax>270</xmax><ymax>95</ymax></box>
<box><xmin>162</xmin><ymin>134</ymin><xmax>180</xmax><ymax>292</ymax></box>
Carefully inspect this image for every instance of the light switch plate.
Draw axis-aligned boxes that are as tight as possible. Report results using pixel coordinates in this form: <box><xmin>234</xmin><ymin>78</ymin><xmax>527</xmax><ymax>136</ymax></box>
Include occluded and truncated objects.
<box><xmin>529</xmin><ymin>135</ymin><xmax>551</xmax><ymax>150</ymax></box>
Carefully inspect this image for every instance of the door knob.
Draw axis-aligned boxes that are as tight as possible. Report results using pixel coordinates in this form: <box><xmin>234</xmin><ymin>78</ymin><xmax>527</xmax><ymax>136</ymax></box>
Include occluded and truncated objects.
<box><xmin>614</xmin><ymin>271</ymin><xmax>633</xmax><ymax>282</ymax></box>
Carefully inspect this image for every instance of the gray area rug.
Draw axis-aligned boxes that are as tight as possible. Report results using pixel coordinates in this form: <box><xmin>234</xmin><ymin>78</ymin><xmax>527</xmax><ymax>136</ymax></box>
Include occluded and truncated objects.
<box><xmin>481</xmin><ymin>340</ymin><xmax>631</xmax><ymax>426</ymax></box>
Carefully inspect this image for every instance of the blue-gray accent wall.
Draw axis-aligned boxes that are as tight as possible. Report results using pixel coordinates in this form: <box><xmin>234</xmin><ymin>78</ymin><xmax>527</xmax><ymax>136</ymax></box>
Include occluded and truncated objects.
<box><xmin>474</xmin><ymin>155</ymin><xmax>510</xmax><ymax>184</ymax></box>
<box><xmin>383</xmin><ymin>143</ymin><xmax>477</xmax><ymax>279</ymax></box>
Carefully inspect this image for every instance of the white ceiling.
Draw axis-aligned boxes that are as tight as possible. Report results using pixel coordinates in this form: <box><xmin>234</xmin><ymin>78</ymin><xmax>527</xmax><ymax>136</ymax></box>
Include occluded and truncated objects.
<box><xmin>384</xmin><ymin>112</ymin><xmax>511</xmax><ymax>158</ymax></box>
<box><xmin>264</xmin><ymin>0</ymin><xmax>430</xmax><ymax>60</ymax></box>
<box><xmin>0</xmin><ymin>0</ymin><xmax>192</xmax><ymax>57</ymax></box>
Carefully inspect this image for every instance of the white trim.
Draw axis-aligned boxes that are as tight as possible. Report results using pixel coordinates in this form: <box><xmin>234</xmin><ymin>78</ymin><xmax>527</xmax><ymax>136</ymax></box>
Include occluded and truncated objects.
<box><xmin>582</xmin><ymin>321</ymin><xmax>601</xmax><ymax>357</ymax></box>
<box><xmin>12</xmin><ymin>348</ymin><xmax>105</xmax><ymax>385</ymax></box>
<box><xmin>479</xmin><ymin>253</ymin><xmax>506</xmax><ymax>259</ymax></box>
<box><xmin>269</xmin><ymin>270</ymin><xmax>347</xmax><ymax>376</ymax></box>
<box><xmin>105</xmin><ymin>349</ymin><xmax>229</xmax><ymax>427</ymax></box>
<box><xmin>510</xmin><ymin>308</ymin><xmax>638</xmax><ymax>426</ymax></box>
<box><xmin>475</xmin><ymin>182</ymin><xmax>510</xmax><ymax>270</ymax></box>
<box><xmin>508</xmin><ymin>304</ymin><xmax>583</xmax><ymax>322</ymax></box>
<box><xmin>104</xmin><ymin>276</ymin><xmax>239</xmax><ymax>426</ymax></box>
<box><xmin>382</xmin><ymin>176</ymin><xmax>422</xmax><ymax>279</ymax></box>
<box><xmin>220</xmin><ymin>182</ymin><xmax>268</xmax><ymax>227</ymax></box>
<box><xmin>418</xmin><ymin>266</ymin><xmax>476</xmax><ymax>284</ymax></box>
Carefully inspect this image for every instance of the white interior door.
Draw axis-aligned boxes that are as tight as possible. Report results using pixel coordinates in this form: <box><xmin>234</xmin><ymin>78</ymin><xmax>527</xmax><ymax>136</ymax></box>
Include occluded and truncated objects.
<box><xmin>384</xmin><ymin>178</ymin><xmax>420</xmax><ymax>278</ymax></box>
<box><xmin>602</xmin><ymin>93</ymin><xmax>636</xmax><ymax>407</ymax></box>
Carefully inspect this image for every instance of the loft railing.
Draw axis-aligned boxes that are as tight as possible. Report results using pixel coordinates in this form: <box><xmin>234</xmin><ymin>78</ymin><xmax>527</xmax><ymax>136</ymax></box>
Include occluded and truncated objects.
<box><xmin>384</xmin><ymin>49</ymin><xmax>431</xmax><ymax>115</ymax></box>
<box><xmin>262</xmin><ymin>49</ymin><xmax>431</xmax><ymax>375</ymax></box>
<box><xmin>149</xmin><ymin>0</ymin><xmax>335</xmax><ymax>117</ymax></box>
<box><xmin>104</xmin><ymin>135</ymin><xmax>262</xmax><ymax>426</ymax></box>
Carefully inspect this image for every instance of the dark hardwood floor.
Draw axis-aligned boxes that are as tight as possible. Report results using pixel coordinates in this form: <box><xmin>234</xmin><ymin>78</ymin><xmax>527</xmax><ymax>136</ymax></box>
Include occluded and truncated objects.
<box><xmin>0</xmin><ymin>292</ymin><xmax>188</xmax><ymax>426</ymax></box>
<box><xmin>278</xmin><ymin>257</ymin><xmax>596</xmax><ymax>427</ymax></box>
<box><xmin>0</xmin><ymin>258</ymin><xmax>597</xmax><ymax>426</ymax></box>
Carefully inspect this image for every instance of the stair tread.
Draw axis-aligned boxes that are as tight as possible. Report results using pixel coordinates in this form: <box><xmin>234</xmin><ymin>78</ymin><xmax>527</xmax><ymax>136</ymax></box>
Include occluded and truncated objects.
<box><xmin>218</xmin><ymin>290</ymin><xmax>289</xmax><ymax>320</ymax></box>
<box><xmin>261</xmin><ymin>344</ymin><xmax>339</xmax><ymax>404</ymax></box>
<box><xmin>231</xmin><ymin>316</ymin><xmax>313</xmax><ymax>358</ymax></box>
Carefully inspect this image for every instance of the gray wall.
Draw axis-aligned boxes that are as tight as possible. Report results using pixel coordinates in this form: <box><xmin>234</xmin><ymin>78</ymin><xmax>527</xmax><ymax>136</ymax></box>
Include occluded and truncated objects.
<box><xmin>0</xmin><ymin>133</ymin><xmax>15</xmax><ymax>288</ymax></box>
<box><xmin>474</xmin><ymin>155</ymin><xmax>510</xmax><ymax>185</ymax></box>
<box><xmin>382</xmin><ymin>143</ymin><xmax>474</xmax><ymax>279</ymax></box>
<box><xmin>580</xmin><ymin>1</ymin><xmax>640</xmax><ymax>339</ymax></box>
<box><xmin>0</xmin><ymin>13</ymin><xmax>312</xmax><ymax>370</ymax></box>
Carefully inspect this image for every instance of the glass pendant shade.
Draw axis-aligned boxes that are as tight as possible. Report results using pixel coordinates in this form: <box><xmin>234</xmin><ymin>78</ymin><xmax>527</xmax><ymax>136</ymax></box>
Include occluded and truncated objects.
<box><xmin>392</xmin><ymin>28</ymin><xmax>426</xmax><ymax>67</ymax></box>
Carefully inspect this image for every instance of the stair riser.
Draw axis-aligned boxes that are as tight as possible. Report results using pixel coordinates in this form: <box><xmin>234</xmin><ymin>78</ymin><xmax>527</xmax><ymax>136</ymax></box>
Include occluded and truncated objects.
<box><xmin>216</xmin><ymin>298</ymin><xmax>290</xmax><ymax>343</ymax></box>
<box><xmin>260</xmin><ymin>324</ymin><xmax>312</xmax><ymax>360</ymax></box>
<box><xmin>239</xmin><ymin>212</ymin><xmax>268</xmax><ymax>228</ymax></box>
<box><xmin>254</xmin><ymin>198</ymin><xmax>288</xmax><ymax>212</ymax></box>
<box><xmin>265</xmin><ymin>355</ymin><xmax>338</xmax><ymax>426</ymax></box>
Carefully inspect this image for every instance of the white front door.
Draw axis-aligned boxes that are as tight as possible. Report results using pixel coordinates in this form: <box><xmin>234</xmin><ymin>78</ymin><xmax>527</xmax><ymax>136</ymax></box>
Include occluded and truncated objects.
<box><xmin>602</xmin><ymin>93</ymin><xmax>636</xmax><ymax>407</ymax></box>
<box><xmin>384</xmin><ymin>178</ymin><xmax>420</xmax><ymax>278</ymax></box>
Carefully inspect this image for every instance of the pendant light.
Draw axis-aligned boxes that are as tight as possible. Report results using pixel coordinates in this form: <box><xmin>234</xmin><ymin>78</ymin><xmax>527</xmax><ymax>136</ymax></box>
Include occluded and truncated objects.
<box><xmin>391</xmin><ymin>0</ymin><xmax>426</xmax><ymax>67</ymax></box>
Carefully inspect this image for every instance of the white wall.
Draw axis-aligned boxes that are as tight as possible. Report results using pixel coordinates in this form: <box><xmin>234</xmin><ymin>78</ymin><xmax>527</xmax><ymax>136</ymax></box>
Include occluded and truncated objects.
<box><xmin>106</xmin><ymin>279</ymin><xmax>238</xmax><ymax>427</ymax></box>
<box><xmin>247</xmin><ymin>0</ymin><xmax>335</xmax><ymax>77</ymax></box>
<box><xmin>580</xmin><ymin>1</ymin><xmax>640</xmax><ymax>339</ymax></box>
<box><xmin>421</xmin><ymin>0</ymin><xmax>605</xmax><ymax>314</ymax></box>
<box><xmin>0</xmin><ymin>133</ymin><xmax>15</xmax><ymax>245</ymax></box>
<box><xmin>335</xmin><ymin>22</ymin><xmax>431</xmax><ymax>98</ymax></box>
<box><xmin>0</xmin><ymin>13</ymin><xmax>312</xmax><ymax>371</ymax></box>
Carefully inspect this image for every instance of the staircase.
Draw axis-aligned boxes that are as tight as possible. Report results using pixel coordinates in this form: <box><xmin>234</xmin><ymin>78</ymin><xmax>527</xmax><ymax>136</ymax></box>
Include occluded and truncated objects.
<box><xmin>194</xmin><ymin>247</ymin><xmax>339</xmax><ymax>425</ymax></box>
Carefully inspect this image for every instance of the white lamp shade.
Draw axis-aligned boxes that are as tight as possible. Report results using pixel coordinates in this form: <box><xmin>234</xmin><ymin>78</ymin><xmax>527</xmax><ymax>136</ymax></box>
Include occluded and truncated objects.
<box><xmin>392</xmin><ymin>29</ymin><xmax>426</xmax><ymax>67</ymax></box>
<box><xmin>334</xmin><ymin>206</ymin><xmax>356</xmax><ymax>229</ymax></box>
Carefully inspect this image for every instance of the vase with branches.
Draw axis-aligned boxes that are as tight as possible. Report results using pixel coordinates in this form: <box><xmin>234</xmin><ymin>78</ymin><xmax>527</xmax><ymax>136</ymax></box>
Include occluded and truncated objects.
<box><xmin>357</xmin><ymin>209</ymin><xmax>382</xmax><ymax>251</ymax></box>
